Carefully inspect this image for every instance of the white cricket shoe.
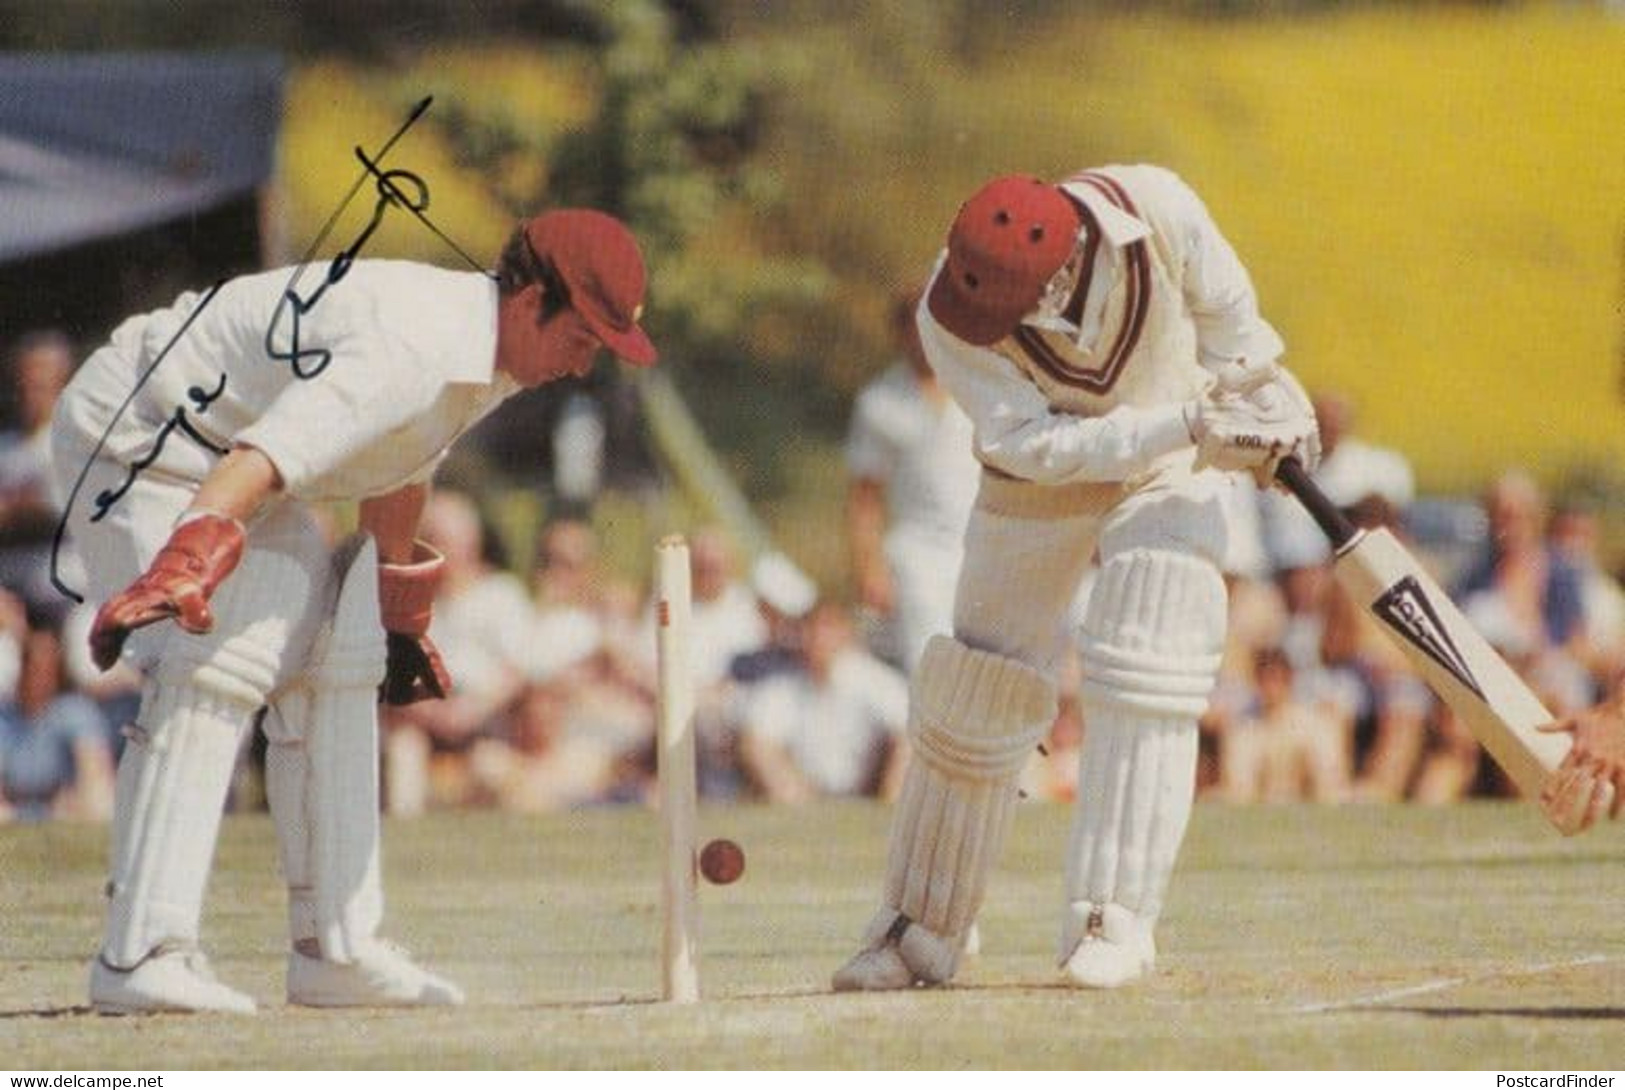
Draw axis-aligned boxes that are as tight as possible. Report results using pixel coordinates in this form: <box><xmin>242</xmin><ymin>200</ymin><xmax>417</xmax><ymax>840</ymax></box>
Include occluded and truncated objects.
<box><xmin>90</xmin><ymin>948</ymin><xmax>258</xmax><ymax>1015</ymax></box>
<box><xmin>1060</xmin><ymin>903</ymin><xmax>1156</xmax><ymax>989</ymax></box>
<box><xmin>287</xmin><ymin>939</ymin><xmax>465</xmax><ymax>1008</ymax></box>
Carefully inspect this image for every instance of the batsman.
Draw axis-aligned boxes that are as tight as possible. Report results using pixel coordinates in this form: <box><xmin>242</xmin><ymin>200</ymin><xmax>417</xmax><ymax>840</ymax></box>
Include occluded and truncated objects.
<box><xmin>52</xmin><ymin>210</ymin><xmax>656</xmax><ymax>1014</ymax></box>
<box><xmin>834</xmin><ymin>167</ymin><xmax>1318</xmax><ymax>991</ymax></box>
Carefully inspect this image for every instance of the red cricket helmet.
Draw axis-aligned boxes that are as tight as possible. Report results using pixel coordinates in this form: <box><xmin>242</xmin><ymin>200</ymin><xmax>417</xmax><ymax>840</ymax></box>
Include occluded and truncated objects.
<box><xmin>523</xmin><ymin>210</ymin><xmax>657</xmax><ymax>366</ymax></box>
<box><xmin>926</xmin><ymin>175</ymin><xmax>1082</xmax><ymax>346</ymax></box>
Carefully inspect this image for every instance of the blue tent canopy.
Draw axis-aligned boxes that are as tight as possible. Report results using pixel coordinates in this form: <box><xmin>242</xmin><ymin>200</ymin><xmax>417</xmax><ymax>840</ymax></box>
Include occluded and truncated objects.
<box><xmin>0</xmin><ymin>51</ymin><xmax>282</xmax><ymax>264</ymax></box>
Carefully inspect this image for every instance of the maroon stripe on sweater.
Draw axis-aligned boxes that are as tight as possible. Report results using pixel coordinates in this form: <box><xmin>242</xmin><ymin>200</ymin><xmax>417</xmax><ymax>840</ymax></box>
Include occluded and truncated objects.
<box><xmin>1074</xmin><ymin>172</ymin><xmax>1151</xmax><ymax>384</ymax></box>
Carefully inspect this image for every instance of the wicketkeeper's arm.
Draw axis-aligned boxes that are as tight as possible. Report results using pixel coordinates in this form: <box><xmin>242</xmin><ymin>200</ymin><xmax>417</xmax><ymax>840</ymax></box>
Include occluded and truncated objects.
<box><xmin>358</xmin><ymin>483</ymin><xmax>428</xmax><ymax>566</ymax></box>
<box><xmin>361</xmin><ymin>483</ymin><xmax>451</xmax><ymax>706</ymax></box>
<box><xmin>191</xmin><ymin>446</ymin><xmax>283</xmax><ymax>523</ymax></box>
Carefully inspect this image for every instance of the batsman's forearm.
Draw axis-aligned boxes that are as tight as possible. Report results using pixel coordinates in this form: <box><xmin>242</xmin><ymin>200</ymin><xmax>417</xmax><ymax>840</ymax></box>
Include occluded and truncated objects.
<box><xmin>976</xmin><ymin>403</ymin><xmax>1192</xmax><ymax>486</ymax></box>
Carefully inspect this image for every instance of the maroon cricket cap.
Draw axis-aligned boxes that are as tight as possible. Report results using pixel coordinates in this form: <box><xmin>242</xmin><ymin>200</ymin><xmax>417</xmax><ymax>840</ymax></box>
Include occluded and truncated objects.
<box><xmin>523</xmin><ymin>210</ymin><xmax>658</xmax><ymax>366</ymax></box>
<box><xmin>927</xmin><ymin>175</ymin><xmax>1083</xmax><ymax>346</ymax></box>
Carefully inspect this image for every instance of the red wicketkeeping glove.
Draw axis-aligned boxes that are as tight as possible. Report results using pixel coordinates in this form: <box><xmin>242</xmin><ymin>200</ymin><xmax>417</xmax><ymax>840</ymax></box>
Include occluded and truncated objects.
<box><xmin>378</xmin><ymin>541</ymin><xmax>451</xmax><ymax>705</ymax></box>
<box><xmin>89</xmin><ymin>512</ymin><xmax>246</xmax><ymax>670</ymax></box>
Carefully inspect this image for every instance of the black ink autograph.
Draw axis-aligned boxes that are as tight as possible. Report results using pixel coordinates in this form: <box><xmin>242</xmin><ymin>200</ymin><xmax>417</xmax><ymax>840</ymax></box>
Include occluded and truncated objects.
<box><xmin>265</xmin><ymin>168</ymin><xmax>430</xmax><ymax>380</ymax></box>
<box><xmin>88</xmin><ymin>374</ymin><xmax>231</xmax><ymax>521</ymax></box>
<box><xmin>50</xmin><ymin>94</ymin><xmax>488</xmax><ymax>604</ymax></box>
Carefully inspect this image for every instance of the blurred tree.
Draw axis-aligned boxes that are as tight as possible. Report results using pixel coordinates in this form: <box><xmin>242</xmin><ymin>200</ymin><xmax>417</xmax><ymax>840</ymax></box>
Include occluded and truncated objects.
<box><xmin>543</xmin><ymin>1</ymin><xmax>829</xmax><ymax>358</ymax></box>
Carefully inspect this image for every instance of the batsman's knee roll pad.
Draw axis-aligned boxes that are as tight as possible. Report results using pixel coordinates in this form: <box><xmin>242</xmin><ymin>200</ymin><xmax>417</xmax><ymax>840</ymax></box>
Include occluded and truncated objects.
<box><xmin>880</xmin><ymin>636</ymin><xmax>1056</xmax><ymax>968</ymax></box>
<box><xmin>1079</xmin><ymin>549</ymin><xmax>1226</xmax><ymax>718</ymax></box>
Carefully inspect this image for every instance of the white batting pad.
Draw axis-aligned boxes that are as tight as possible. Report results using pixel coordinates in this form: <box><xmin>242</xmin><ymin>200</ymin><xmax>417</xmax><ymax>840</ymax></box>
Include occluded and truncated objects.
<box><xmin>100</xmin><ymin>527</ymin><xmax>322</xmax><ymax>970</ymax></box>
<box><xmin>871</xmin><ymin>636</ymin><xmax>1055</xmax><ymax>979</ymax></box>
<box><xmin>1062</xmin><ymin>714</ymin><xmax>1198</xmax><ymax>931</ymax></box>
<box><xmin>101</xmin><ymin>679</ymin><xmax>255</xmax><ymax>969</ymax></box>
<box><xmin>266</xmin><ymin>534</ymin><xmax>388</xmax><ymax>964</ymax></box>
<box><xmin>1065</xmin><ymin>549</ymin><xmax>1225</xmax><ymax>946</ymax></box>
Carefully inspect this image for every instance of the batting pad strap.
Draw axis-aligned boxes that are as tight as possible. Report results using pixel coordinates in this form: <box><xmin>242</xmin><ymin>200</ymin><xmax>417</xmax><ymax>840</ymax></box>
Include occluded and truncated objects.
<box><xmin>910</xmin><ymin>635</ymin><xmax>1057</xmax><ymax>780</ymax></box>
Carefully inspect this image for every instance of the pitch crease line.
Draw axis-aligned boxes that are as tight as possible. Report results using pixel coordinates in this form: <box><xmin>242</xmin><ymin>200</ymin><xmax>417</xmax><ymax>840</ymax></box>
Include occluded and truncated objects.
<box><xmin>1289</xmin><ymin>953</ymin><xmax>1616</xmax><ymax>1014</ymax></box>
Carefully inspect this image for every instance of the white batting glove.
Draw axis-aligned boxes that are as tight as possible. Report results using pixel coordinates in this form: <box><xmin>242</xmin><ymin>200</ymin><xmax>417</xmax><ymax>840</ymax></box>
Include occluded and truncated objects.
<box><xmin>1185</xmin><ymin>361</ymin><xmax>1320</xmax><ymax>487</ymax></box>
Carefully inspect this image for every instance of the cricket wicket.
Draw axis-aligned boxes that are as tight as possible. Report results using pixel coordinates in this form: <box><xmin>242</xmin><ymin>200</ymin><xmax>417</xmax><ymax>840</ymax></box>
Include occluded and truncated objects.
<box><xmin>654</xmin><ymin>535</ymin><xmax>700</xmax><ymax>1003</ymax></box>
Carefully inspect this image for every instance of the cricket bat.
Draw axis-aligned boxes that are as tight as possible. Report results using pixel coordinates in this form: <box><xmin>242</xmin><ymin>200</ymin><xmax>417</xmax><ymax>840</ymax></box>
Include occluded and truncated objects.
<box><xmin>1273</xmin><ymin>456</ymin><xmax>1578</xmax><ymax>831</ymax></box>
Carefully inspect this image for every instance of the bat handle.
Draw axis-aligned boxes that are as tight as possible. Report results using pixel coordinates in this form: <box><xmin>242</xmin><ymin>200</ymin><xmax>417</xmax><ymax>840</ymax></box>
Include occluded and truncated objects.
<box><xmin>1274</xmin><ymin>456</ymin><xmax>1359</xmax><ymax>551</ymax></box>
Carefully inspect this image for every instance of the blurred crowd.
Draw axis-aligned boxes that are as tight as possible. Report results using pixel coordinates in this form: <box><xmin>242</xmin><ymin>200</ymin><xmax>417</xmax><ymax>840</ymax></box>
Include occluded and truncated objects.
<box><xmin>3</xmin><ymin>323</ymin><xmax>1623</xmax><ymax>824</ymax></box>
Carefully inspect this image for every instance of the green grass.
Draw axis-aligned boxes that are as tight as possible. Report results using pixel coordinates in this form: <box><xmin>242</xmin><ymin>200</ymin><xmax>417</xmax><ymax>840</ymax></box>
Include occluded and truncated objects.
<box><xmin>1</xmin><ymin>802</ymin><xmax>1622</xmax><ymax>1069</ymax></box>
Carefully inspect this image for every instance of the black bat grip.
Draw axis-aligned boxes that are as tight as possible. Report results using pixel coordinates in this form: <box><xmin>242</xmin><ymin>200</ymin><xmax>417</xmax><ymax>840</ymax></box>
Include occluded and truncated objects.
<box><xmin>1273</xmin><ymin>456</ymin><xmax>1359</xmax><ymax>550</ymax></box>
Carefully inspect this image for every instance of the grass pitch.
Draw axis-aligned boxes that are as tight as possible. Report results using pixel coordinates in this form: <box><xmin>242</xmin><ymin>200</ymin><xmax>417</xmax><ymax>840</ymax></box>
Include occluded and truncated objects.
<box><xmin>1</xmin><ymin>800</ymin><xmax>1622</xmax><ymax>1069</ymax></box>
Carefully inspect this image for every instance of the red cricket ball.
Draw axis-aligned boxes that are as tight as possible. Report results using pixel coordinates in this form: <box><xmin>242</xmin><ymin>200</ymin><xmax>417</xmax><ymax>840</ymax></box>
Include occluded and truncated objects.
<box><xmin>699</xmin><ymin>838</ymin><xmax>746</xmax><ymax>885</ymax></box>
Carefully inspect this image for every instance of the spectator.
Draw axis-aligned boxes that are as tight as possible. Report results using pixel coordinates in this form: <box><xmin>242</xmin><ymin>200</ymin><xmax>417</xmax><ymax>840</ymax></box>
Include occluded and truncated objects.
<box><xmin>1548</xmin><ymin>502</ymin><xmax>1625</xmax><ymax>692</ymax></box>
<box><xmin>467</xmin><ymin>679</ymin><xmax>620</xmax><ymax>813</ymax></box>
<box><xmin>0</xmin><ymin>617</ymin><xmax>115</xmax><ymax>822</ymax></box>
<box><xmin>738</xmin><ymin>601</ymin><xmax>909</xmax><ymax>803</ymax></box>
<box><xmin>383</xmin><ymin>490</ymin><xmax>531</xmax><ymax>814</ymax></box>
<box><xmin>684</xmin><ymin>526</ymin><xmax>768</xmax><ymax>686</ymax></box>
<box><xmin>845</xmin><ymin>289</ymin><xmax>978</xmax><ymax>672</ymax></box>
<box><xmin>1310</xmin><ymin>391</ymin><xmax>1416</xmax><ymax>512</ymax></box>
<box><xmin>1259</xmin><ymin>389</ymin><xmax>1414</xmax><ymax>574</ymax></box>
<box><xmin>0</xmin><ymin>586</ymin><xmax>25</xmax><ymax>702</ymax></box>
<box><xmin>1318</xmin><ymin>574</ymin><xmax>1434</xmax><ymax>802</ymax></box>
<box><xmin>1407</xmin><ymin>704</ymin><xmax>1486</xmax><ymax>806</ymax></box>
<box><xmin>0</xmin><ymin>330</ymin><xmax>75</xmax><ymax>620</ymax></box>
<box><xmin>1455</xmin><ymin>470</ymin><xmax>1585</xmax><ymax>657</ymax></box>
<box><xmin>1217</xmin><ymin>647</ymin><xmax>1350</xmax><ymax>804</ymax></box>
<box><xmin>528</xmin><ymin>517</ymin><xmax>655</xmax><ymax>770</ymax></box>
<box><xmin>731</xmin><ymin>550</ymin><xmax>818</xmax><ymax>685</ymax></box>
<box><xmin>1204</xmin><ymin>562</ymin><xmax>1289</xmax><ymax>793</ymax></box>
<box><xmin>61</xmin><ymin>602</ymin><xmax>144</xmax><ymax>757</ymax></box>
<box><xmin>529</xmin><ymin>517</ymin><xmax>619</xmax><ymax>677</ymax></box>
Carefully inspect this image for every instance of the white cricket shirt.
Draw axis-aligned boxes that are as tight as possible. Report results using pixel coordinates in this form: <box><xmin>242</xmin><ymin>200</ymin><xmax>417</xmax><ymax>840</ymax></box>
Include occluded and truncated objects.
<box><xmin>60</xmin><ymin>260</ymin><xmax>516</xmax><ymax>503</ymax></box>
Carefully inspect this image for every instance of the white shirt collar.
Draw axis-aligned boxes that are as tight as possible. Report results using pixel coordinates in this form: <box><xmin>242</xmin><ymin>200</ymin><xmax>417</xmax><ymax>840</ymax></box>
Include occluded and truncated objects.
<box><xmin>1058</xmin><ymin>181</ymin><xmax>1153</xmax><ymax>247</ymax></box>
<box><xmin>1019</xmin><ymin>184</ymin><xmax>1153</xmax><ymax>344</ymax></box>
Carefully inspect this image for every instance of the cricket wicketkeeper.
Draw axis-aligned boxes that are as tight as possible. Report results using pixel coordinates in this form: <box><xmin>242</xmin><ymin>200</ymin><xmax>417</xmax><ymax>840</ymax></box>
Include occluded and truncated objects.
<box><xmin>52</xmin><ymin>210</ymin><xmax>656</xmax><ymax>1014</ymax></box>
<box><xmin>833</xmin><ymin>167</ymin><xmax>1319</xmax><ymax>991</ymax></box>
